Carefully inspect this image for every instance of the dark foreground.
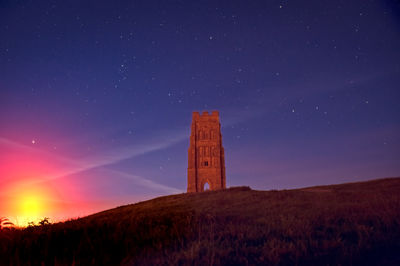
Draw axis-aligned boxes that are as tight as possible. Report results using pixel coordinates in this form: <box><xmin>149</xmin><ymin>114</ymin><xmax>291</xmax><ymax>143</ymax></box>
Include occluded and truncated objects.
<box><xmin>1</xmin><ymin>178</ymin><xmax>400</xmax><ymax>265</ymax></box>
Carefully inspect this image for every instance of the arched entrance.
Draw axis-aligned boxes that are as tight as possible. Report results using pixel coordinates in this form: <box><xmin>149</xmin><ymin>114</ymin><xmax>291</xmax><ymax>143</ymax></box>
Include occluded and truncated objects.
<box><xmin>203</xmin><ymin>182</ymin><xmax>210</xmax><ymax>191</ymax></box>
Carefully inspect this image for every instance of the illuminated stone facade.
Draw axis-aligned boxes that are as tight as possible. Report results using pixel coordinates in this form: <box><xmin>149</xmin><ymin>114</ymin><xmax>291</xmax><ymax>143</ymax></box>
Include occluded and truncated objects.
<box><xmin>187</xmin><ymin>111</ymin><xmax>226</xmax><ymax>192</ymax></box>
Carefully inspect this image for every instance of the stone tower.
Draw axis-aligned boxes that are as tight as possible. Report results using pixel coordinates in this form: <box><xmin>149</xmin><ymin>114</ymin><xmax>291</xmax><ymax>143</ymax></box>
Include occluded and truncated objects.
<box><xmin>187</xmin><ymin>111</ymin><xmax>226</xmax><ymax>192</ymax></box>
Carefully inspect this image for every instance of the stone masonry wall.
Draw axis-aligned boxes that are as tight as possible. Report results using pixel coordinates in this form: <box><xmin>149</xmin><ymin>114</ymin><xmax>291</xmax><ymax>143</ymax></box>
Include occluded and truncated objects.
<box><xmin>187</xmin><ymin>111</ymin><xmax>226</xmax><ymax>192</ymax></box>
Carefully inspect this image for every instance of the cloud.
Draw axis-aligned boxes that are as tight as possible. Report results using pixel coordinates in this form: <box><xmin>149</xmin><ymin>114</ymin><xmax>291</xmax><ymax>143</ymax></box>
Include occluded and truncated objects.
<box><xmin>219</xmin><ymin>106</ymin><xmax>269</xmax><ymax>128</ymax></box>
<box><xmin>100</xmin><ymin>168</ymin><xmax>183</xmax><ymax>194</ymax></box>
<box><xmin>51</xmin><ymin>129</ymin><xmax>187</xmax><ymax>180</ymax></box>
<box><xmin>0</xmin><ymin>128</ymin><xmax>187</xmax><ymax>194</ymax></box>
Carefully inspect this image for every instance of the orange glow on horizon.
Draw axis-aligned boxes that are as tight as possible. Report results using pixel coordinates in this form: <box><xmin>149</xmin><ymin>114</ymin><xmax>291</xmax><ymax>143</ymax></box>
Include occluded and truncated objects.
<box><xmin>0</xmin><ymin>140</ymin><xmax>141</xmax><ymax>227</ymax></box>
<box><xmin>9</xmin><ymin>183</ymin><xmax>58</xmax><ymax>227</ymax></box>
<box><xmin>1</xmin><ymin>176</ymin><xmax>108</xmax><ymax>227</ymax></box>
<box><xmin>1</xmin><ymin>149</ymin><xmax>85</xmax><ymax>227</ymax></box>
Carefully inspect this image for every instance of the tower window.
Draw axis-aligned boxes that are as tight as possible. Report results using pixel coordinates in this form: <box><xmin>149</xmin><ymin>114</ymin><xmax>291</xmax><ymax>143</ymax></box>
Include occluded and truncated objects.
<box><xmin>204</xmin><ymin>161</ymin><xmax>208</xmax><ymax>166</ymax></box>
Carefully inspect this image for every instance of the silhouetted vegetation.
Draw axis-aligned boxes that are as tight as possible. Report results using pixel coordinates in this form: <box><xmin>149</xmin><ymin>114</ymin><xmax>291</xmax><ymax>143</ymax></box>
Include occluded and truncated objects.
<box><xmin>1</xmin><ymin>178</ymin><xmax>400</xmax><ymax>265</ymax></box>
<box><xmin>38</xmin><ymin>217</ymin><xmax>51</xmax><ymax>226</ymax></box>
<box><xmin>0</xmin><ymin>217</ymin><xmax>14</xmax><ymax>229</ymax></box>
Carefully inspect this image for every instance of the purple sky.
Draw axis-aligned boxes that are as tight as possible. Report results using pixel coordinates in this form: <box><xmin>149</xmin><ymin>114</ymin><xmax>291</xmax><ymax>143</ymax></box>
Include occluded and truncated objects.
<box><xmin>1</xmin><ymin>0</ymin><xmax>399</xmax><ymax>221</ymax></box>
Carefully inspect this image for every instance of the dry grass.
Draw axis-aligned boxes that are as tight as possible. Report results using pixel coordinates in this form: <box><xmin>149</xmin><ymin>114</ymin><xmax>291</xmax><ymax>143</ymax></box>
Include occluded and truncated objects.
<box><xmin>1</xmin><ymin>177</ymin><xmax>400</xmax><ymax>265</ymax></box>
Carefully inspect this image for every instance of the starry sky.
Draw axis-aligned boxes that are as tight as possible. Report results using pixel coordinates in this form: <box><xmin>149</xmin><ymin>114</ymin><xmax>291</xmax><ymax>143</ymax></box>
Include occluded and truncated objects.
<box><xmin>1</xmin><ymin>0</ymin><xmax>400</xmax><ymax>225</ymax></box>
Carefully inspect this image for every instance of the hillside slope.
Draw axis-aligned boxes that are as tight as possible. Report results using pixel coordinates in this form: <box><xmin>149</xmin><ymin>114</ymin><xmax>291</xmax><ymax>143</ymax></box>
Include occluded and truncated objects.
<box><xmin>1</xmin><ymin>177</ymin><xmax>400</xmax><ymax>265</ymax></box>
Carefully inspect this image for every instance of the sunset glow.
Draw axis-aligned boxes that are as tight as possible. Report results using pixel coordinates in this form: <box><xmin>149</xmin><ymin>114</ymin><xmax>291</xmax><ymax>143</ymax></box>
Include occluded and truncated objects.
<box><xmin>3</xmin><ymin>179</ymin><xmax>56</xmax><ymax>226</ymax></box>
<box><xmin>0</xmin><ymin>133</ymin><xmax>185</xmax><ymax>227</ymax></box>
<box><xmin>18</xmin><ymin>193</ymin><xmax>44</xmax><ymax>225</ymax></box>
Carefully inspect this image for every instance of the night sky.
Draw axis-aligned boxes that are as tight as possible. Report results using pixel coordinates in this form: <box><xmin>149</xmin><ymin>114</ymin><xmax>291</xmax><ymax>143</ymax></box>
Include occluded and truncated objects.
<box><xmin>1</xmin><ymin>0</ymin><xmax>400</xmax><ymax>225</ymax></box>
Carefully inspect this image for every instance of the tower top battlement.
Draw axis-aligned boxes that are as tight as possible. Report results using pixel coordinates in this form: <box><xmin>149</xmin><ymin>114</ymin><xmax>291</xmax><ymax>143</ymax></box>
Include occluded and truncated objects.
<box><xmin>192</xmin><ymin>110</ymin><xmax>220</xmax><ymax>121</ymax></box>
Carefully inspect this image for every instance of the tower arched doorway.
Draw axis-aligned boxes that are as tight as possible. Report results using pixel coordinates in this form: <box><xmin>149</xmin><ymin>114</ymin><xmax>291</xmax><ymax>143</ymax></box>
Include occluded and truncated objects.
<box><xmin>203</xmin><ymin>182</ymin><xmax>210</xmax><ymax>191</ymax></box>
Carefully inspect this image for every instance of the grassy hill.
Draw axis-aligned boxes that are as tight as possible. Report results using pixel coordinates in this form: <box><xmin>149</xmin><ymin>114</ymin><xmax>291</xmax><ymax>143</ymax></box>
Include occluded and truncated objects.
<box><xmin>1</xmin><ymin>177</ymin><xmax>400</xmax><ymax>265</ymax></box>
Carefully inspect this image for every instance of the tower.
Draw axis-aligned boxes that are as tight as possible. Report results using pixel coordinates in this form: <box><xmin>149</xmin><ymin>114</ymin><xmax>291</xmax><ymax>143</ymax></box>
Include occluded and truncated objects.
<box><xmin>187</xmin><ymin>111</ymin><xmax>226</xmax><ymax>192</ymax></box>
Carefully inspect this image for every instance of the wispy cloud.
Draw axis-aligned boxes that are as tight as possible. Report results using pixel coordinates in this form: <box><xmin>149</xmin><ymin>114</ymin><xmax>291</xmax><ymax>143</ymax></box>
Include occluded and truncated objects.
<box><xmin>51</xmin><ymin>129</ymin><xmax>187</xmax><ymax>180</ymax></box>
<box><xmin>221</xmin><ymin>107</ymin><xmax>268</xmax><ymax>127</ymax></box>
<box><xmin>101</xmin><ymin>168</ymin><xmax>183</xmax><ymax>194</ymax></box>
<box><xmin>0</xmin><ymin>128</ymin><xmax>187</xmax><ymax>193</ymax></box>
